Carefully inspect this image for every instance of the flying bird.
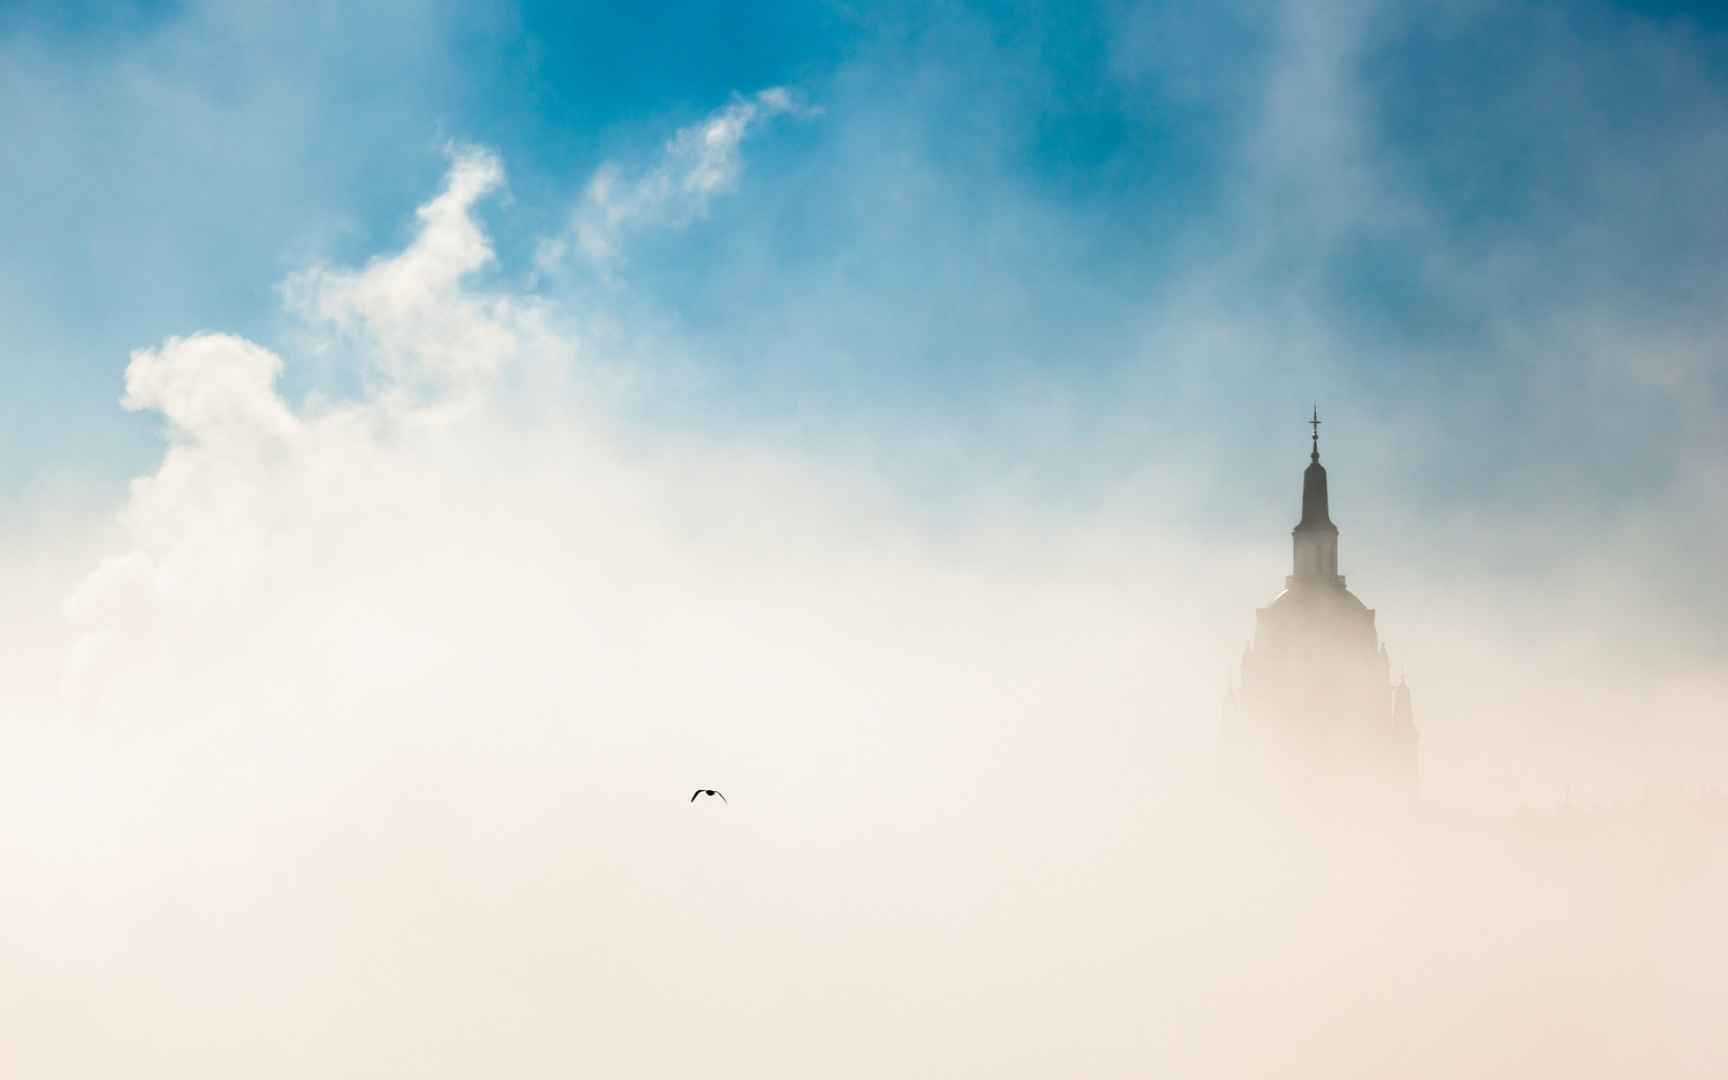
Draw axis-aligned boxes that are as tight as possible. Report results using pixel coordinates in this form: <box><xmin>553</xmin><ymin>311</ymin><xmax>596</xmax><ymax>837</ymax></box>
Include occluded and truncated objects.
<box><xmin>690</xmin><ymin>789</ymin><xmax>727</xmax><ymax>803</ymax></box>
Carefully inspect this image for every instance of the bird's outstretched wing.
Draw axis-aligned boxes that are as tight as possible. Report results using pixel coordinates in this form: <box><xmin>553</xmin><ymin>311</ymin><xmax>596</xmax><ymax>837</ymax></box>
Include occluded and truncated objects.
<box><xmin>715</xmin><ymin>791</ymin><xmax>727</xmax><ymax>803</ymax></box>
<box><xmin>690</xmin><ymin>790</ymin><xmax>701</xmax><ymax>802</ymax></box>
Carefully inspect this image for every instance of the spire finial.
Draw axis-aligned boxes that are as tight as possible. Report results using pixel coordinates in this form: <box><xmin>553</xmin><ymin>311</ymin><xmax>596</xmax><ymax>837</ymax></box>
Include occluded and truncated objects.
<box><xmin>1309</xmin><ymin>404</ymin><xmax>1322</xmax><ymax>463</ymax></box>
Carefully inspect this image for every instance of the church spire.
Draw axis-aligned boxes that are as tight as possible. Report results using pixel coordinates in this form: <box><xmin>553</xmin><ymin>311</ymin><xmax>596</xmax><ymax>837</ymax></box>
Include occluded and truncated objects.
<box><xmin>1291</xmin><ymin>406</ymin><xmax>1341</xmax><ymax>584</ymax></box>
<box><xmin>1295</xmin><ymin>407</ymin><xmax>1336</xmax><ymax>532</ymax></box>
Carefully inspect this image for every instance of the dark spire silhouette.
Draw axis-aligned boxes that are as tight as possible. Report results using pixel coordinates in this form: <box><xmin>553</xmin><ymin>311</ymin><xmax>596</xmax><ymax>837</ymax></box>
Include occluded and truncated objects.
<box><xmin>1296</xmin><ymin>406</ymin><xmax>1335</xmax><ymax>532</ymax></box>
<box><xmin>1291</xmin><ymin>406</ymin><xmax>1341</xmax><ymax>583</ymax></box>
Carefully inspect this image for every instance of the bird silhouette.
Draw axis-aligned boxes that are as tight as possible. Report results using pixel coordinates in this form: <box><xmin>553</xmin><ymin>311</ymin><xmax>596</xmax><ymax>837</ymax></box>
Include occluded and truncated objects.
<box><xmin>690</xmin><ymin>789</ymin><xmax>727</xmax><ymax>803</ymax></box>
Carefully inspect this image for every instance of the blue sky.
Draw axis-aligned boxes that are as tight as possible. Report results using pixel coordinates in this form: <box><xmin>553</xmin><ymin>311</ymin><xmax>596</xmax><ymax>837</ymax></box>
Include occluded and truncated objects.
<box><xmin>6</xmin><ymin>0</ymin><xmax>1728</xmax><ymax>609</ymax></box>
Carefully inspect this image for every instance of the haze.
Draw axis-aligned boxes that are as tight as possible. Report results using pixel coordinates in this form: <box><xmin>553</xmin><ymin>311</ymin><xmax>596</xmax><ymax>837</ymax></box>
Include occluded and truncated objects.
<box><xmin>2</xmin><ymin>2</ymin><xmax>1726</xmax><ymax>1075</ymax></box>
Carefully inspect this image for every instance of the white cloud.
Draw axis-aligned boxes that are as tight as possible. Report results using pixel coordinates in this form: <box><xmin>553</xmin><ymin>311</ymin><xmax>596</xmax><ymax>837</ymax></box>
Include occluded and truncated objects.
<box><xmin>282</xmin><ymin>145</ymin><xmax>535</xmax><ymax>418</ymax></box>
<box><xmin>122</xmin><ymin>331</ymin><xmax>302</xmax><ymax>453</ymax></box>
<box><xmin>539</xmin><ymin>86</ymin><xmax>815</xmax><ymax>269</ymax></box>
<box><xmin>22</xmin><ymin>140</ymin><xmax>1283</xmax><ymax>1078</ymax></box>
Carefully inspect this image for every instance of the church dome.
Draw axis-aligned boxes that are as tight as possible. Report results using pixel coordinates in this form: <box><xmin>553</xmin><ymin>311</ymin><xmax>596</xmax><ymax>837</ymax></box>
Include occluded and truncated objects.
<box><xmin>1265</xmin><ymin>583</ymin><xmax>1370</xmax><ymax>615</ymax></box>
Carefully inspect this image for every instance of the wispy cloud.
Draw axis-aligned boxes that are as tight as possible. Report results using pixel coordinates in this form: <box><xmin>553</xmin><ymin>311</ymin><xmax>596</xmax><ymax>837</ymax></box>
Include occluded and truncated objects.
<box><xmin>539</xmin><ymin>86</ymin><xmax>816</xmax><ymax>270</ymax></box>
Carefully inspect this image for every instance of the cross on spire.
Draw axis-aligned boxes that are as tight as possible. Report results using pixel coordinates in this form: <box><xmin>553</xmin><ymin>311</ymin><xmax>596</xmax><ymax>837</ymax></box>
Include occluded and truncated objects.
<box><xmin>1309</xmin><ymin>404</ymin><xmax>1322</xmax><ymax>463</ymax></box>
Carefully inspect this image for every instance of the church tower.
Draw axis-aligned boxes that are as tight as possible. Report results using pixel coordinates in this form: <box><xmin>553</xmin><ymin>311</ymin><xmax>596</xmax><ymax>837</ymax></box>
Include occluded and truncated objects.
<box><xmin>1220</xmin><ymin>409</ymin><xmax>1419</xmax><ymax>809</ymax></box>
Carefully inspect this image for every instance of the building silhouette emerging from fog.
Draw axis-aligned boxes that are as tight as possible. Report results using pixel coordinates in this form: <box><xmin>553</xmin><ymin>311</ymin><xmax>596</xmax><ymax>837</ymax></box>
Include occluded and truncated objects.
<box><xmin>1220</xmin><ymin>412</ymin><xmax>1419</xmax><ymax>807</ymax></box>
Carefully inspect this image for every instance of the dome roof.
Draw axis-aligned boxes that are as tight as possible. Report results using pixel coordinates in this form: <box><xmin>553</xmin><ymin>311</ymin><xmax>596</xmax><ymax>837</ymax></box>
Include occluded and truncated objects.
<box><xmin>1265</xmin><ymin>581</ymin><xmax>1369</xmax><ymax>614</ymax></box>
